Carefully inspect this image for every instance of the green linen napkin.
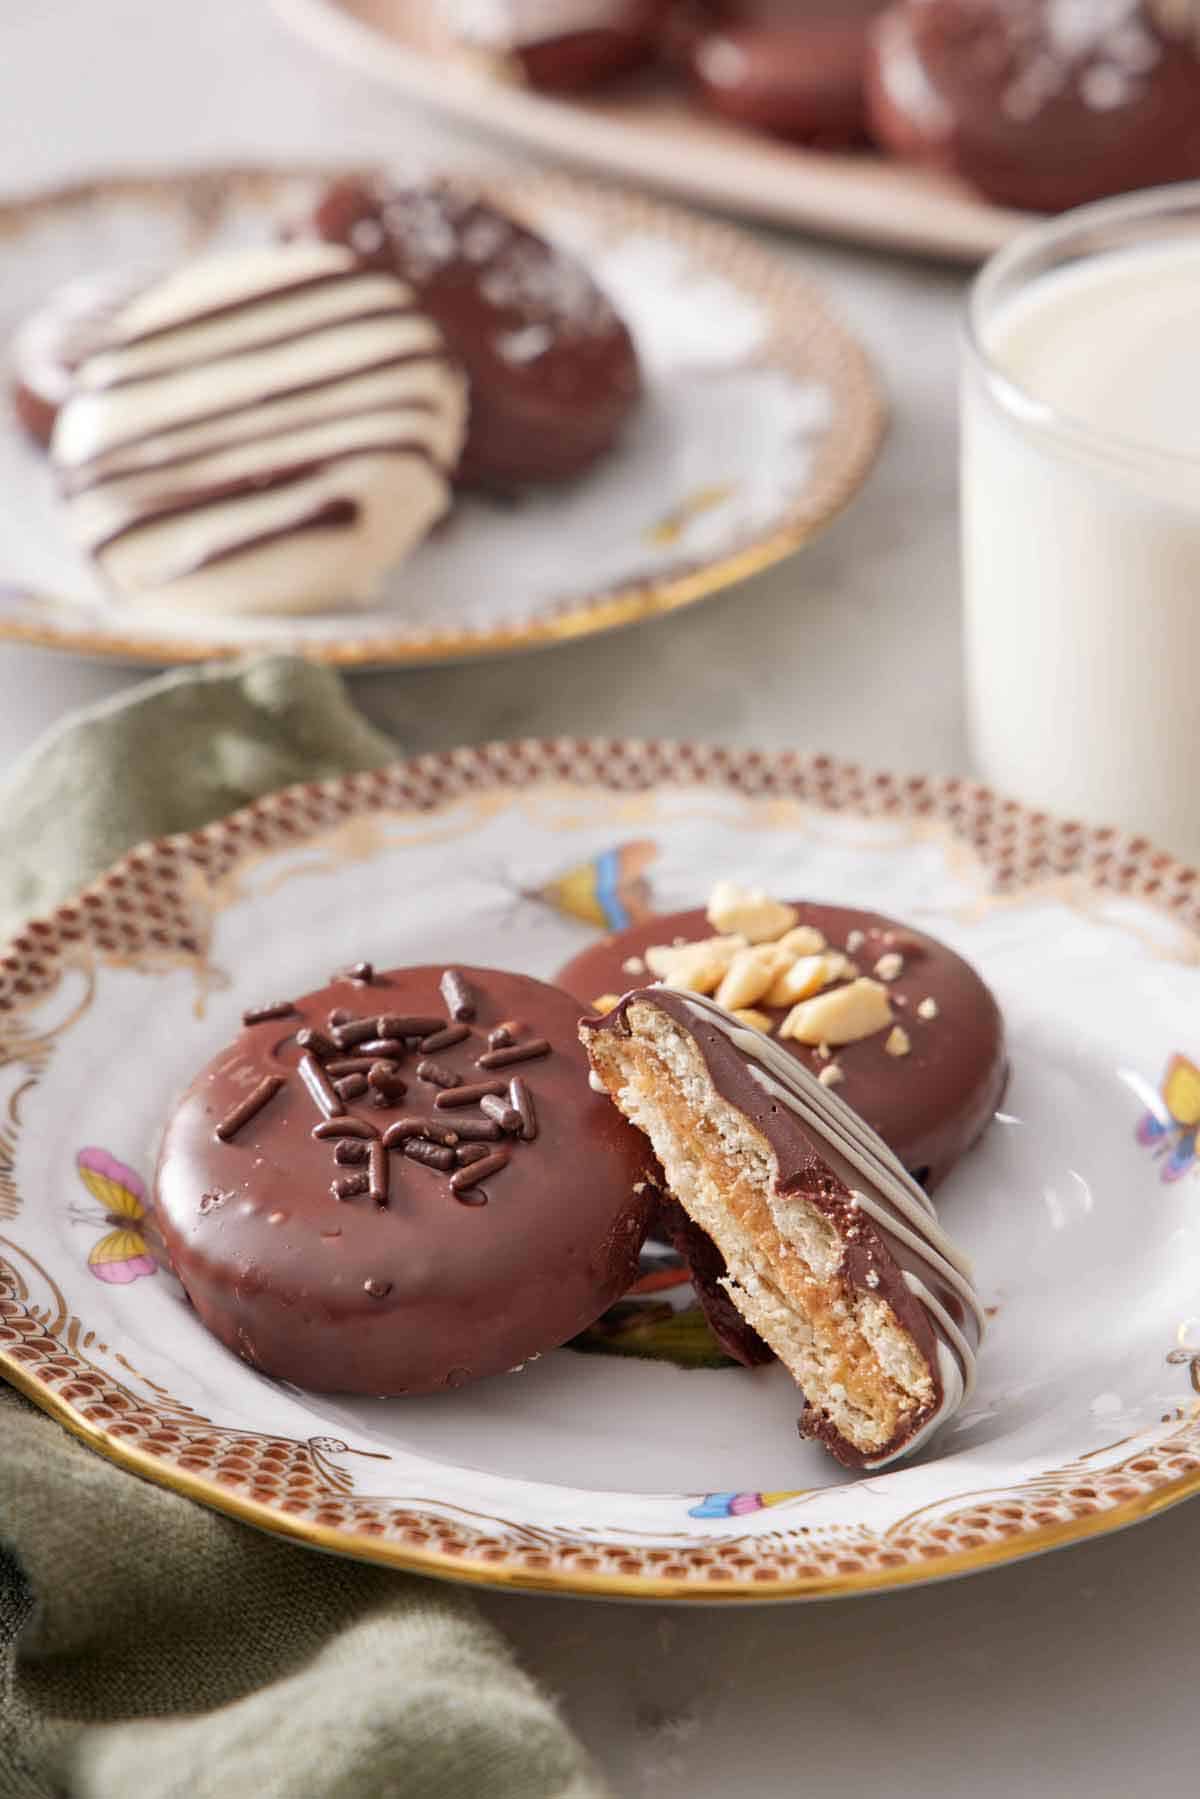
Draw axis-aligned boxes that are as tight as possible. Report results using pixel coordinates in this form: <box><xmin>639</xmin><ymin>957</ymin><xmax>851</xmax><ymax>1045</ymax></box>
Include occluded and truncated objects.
<box><xmin>0</xmin><ymin>656</ymin><xmax>609</xmax><ymax>1799</ymax></box>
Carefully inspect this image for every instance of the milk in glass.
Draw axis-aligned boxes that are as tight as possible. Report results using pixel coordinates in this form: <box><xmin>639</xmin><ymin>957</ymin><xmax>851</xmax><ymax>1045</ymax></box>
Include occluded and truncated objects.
<box><xmin>963</xmin><ymin>230</ymin><xmax>1200</xmax><ymax>856</ymax></box>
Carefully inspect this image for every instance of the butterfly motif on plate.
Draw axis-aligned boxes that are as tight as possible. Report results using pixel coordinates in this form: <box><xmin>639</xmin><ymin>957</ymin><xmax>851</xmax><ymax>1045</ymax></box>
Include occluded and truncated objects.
<box><xmin>1137</xmin><ymin>1055</ymin><xmax>1200</xmax><ymax>1184</ymax></box>
<box><xmin>529</xmin><ymin>840</ymin><xmax>657</xmax><ymax>931</ymax></box>
<box><xmin>570</xmin><ymin>1238</ymin><xmax>737</xmax><ymax>1369</ymax></box>
<box><xmin>74</xmin><ymin>1147</ymin><xmax>159</xmax><ymax>1283</ymax></box>
<box><xmin>688</xmin><ymin>1491</ymin><xmax>805</xmax><ymax>1519</ymax></box>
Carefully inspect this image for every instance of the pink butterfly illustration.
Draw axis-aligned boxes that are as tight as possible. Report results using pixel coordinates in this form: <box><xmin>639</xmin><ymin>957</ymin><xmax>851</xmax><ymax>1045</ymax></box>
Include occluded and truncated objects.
<box><xmin>75</xmin><ymin>1147</ymin><xmax>158</xmax><ymax>1284</ymax></box>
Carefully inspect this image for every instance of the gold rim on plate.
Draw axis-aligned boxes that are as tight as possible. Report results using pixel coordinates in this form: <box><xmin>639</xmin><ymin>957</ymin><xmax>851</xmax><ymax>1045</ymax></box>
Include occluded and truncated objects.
<box><xmin>2</xmin><ymin>739</ymin><xmax>1198</xmax><ymax>1601</ymax></box>
<box><xmin>0</xmin><ymin>166</ymin><xmax>886</xmax><ymax>669</ymax></box>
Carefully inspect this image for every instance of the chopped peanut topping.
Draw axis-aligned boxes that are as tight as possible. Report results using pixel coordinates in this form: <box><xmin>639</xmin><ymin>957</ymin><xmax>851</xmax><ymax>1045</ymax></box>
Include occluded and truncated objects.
<box><xmin>645</xmin><ymin>935</ymin><xmax>746</xmax><ymax>995</ymax></box>
<box><xmin>765</xmin><ymin>954</ymin><xmax>835</xmax><ymax>1008</ymax></box>
<box><xmin>716</xmin><ymin>946</ymin><xmax>786</xmax><ymax>1011</ymax></box>
<box><xmin>780</xmin><ymin>978</ymin><xmax>893</xmax><ymax>1047</ymax></box>
<box><xmin>706</xmin><ymin>881</ymin><xmax>798</xmax><ymax>943</ymax></box>
<box><xmin>776</xmin><ymin>923</ymin><xmax>828</xmax><ymax>957</ymax></box>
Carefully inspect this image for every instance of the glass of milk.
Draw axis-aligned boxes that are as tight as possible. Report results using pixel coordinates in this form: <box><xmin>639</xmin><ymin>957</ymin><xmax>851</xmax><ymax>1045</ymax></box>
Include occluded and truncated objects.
<box><xmin>962</xmin><ymin>183</ymin><xmax>1200</xmax><ymax>860</ymax></box>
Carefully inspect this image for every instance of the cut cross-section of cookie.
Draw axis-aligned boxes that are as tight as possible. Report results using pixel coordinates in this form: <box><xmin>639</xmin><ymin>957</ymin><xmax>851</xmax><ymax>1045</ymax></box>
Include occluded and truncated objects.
<box><xmin>583</xmin><ymin>987</ymin><xmax>983</xmax><ymax>1470</ymax></box>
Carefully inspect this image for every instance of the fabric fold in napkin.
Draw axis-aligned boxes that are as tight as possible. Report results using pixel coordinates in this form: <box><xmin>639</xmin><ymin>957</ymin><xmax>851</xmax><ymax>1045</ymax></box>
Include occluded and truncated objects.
<box><xmin>0</xmin><ymin>656</ymin><xmax>610</xmax><ymax>1799</ymax></box>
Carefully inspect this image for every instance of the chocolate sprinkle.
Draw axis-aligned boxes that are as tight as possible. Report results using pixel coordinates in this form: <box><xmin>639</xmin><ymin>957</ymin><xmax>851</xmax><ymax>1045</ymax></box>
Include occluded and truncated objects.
<box><xmin>455</xmin><ymin>1142</ymin><xmax>492</xmax><ymax>1167</ymax></box>
<box><xmin>334</xmin><ymin>1140</ymin><xmax>368</xmax><ymax>1165</ymax></box>
<box><xmin>369</xmin><ymin>1140</ymin><xmax>389</xmax><ymax>1206</ymax></box>
<box><xmin>455</xmin><ymin>1188</ymin><xmax>489</xmax><ymax>1207</ymax></box>
<box><xmin>296</xmin><ymin>1027</ymin><xmax>339</xmax><ymax>1060</ymax></box>
<box><xmin>327</xmin><ymin>1008</ymin><xmax>352</xmax><ymax>1029</ymax></box>
<box><xmin>357</xmin><ymin>1038</ymin><xmax>409</xmax><ymax>1060</ymax></box>
<box><xmin>241</xmin><ymin>1001</ymin><xmax>297</xmax><ymax>1026</ymax></box>
<box><xmin>325</xmin><ymin>1056</ymin><xmax>379</xmax><ymax>1077</ymax></box>
<box><xmin>508</xmin><ymin>1076</ymin><xmax>537</xmax><ymax>1142</ymax></box>
<box><xmin>440</xmin><ymin>969</ymin><xmax>475</xmax><ymax>1022</ymax></box>
<box><xmin>332</xmin><ymin>1172</ymin><xmax>369</xmax><ymax>1200</ymax></box>
<box><xmin>298</xmin><ymin>1052</ymin><xmax>340</xmax><ymax>1118</ymax></box>
<box><xmin>450</xmin><ymin>1151</ymin><xmax>508</xmax><ymax>1192</ymax></box>
<box><xmin>377</xmin><ymin>1013</ymin><xmax>443</xmax><ymax>1039</ymax></box>
<box><xmin>214</xmin><ymin>1073</ymin><xmax>285</xmax><ymax>1142</ymax></box>
<box><xmin>333</xmin><ymin>1018</ymin><xmax>379</xmax><ymax>1048</ymax></box>
<box><xmin>334</xmin><ymin>1073</ymin><xmax>368</xmax><ymax>1101</ymax></box>
<box><xmin>419</xmin><ymin>1022</ymin><xmax>470</xmax><ymax>1053</ymax></box>
<box><xmin>381</xmin><ymin>1116</ymin><xmax>459</xmax><ymax>1149</ymax></box>
<box><xmin>480</xmin><ymin>1094</ymin><xmax>523</xmax><ymax>1134</ymax></box>
<box><xmin>363</xmin><ymin>1277</ymin><xmax>392</xmax><ymax>1298</ymax></box>
<box><xmin>477</xmin><ymin>1038</ymin><xmax>550</xmax><ymax>1070</ymax></box>
<box><xmin>312</xmin><ymin>1115</ymin><xmax>377</xmax><ymax>1141</ymax></box>
<box><xmin>403</xmin><ymin>1138</ymin><xmax>456</xmax><ymax>1172</ymax></box>
<box><xmin>417</xmin><ymin>1058</ymin><xmax>461</xmax><ymax>1090</ymax></box>
<box><xmin>487</xmin><ymin>1024</ymin><xmax>515</xmax><ymax>1050</ymax></box>
<box><xmin>448</xmin><ymin>1117</ymin><xmax>503</xmax><ymax>1142</ymax></box>
<box><xmin>346</xmin><ymin>961</ymin><xmax>375</xmax><ymax>985</ymax></box>
<box><xmin>367</xmin><ymin>1063</ymin><xmax>408</xmax><ymax>1105</ymax></box>
<box><xmin>434</xmin><ymin>1080</ymin><xmax>507</xmax><ymax>1110</ymax></box>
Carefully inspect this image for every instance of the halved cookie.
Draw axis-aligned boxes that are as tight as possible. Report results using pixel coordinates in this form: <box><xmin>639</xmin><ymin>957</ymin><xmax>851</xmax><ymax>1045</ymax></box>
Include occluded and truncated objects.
<box><xmin>583</xmin><ymin>987</ymin><xmax>982</xmax><ymax>1469</ymax></box>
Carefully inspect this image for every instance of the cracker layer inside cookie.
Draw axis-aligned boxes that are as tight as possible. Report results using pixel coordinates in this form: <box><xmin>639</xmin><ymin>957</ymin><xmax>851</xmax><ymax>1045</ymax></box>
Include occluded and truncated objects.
<box><xmin>587</xmin><ymin>1000</ymin><xmax>940</xmax><ymax>1461</ymax></box>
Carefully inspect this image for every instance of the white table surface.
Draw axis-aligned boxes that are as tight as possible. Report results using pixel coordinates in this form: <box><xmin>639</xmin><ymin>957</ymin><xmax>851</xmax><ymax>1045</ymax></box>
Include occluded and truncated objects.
<box><xmin>3</xmin><ymin>6</ymin><xmax>1195</xmax><ymax>1796</ymax></box>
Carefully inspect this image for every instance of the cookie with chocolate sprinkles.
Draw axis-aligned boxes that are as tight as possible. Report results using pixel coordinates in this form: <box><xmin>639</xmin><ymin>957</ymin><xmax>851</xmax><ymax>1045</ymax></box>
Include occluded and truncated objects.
<box><xmin>155</xmin><ymin>964</ymin><xmax>658</xmax><ymax>1395</ymax></box>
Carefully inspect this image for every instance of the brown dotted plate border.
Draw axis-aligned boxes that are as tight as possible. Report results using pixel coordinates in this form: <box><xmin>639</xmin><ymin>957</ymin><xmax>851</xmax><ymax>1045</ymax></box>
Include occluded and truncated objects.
<box><xmin>1</xmin><ymin>738</ymin><xmax>1198</xmax><ymax>1602</ymax></box>
<box><xmin>0</xmin><ymin>164</ymin><xmax>885</xmax><ymax>669</ymax></box>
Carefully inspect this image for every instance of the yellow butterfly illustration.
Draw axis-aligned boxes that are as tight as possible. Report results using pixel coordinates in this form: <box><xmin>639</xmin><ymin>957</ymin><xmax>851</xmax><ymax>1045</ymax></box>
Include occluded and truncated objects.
<box><xmin>1137</xmin><ymin>1054</ymin><xmax>1200</xmax><ymax>1183</ymax></box>
<box><xmin>75</xmin><ymin>1147</ymin><xmax>159</xmax><ymax>1284</ymax></box>
<box><xmin>531</xmin><ymin>840</ymin><xmax>657</xmax><ymax>931</ymax></box>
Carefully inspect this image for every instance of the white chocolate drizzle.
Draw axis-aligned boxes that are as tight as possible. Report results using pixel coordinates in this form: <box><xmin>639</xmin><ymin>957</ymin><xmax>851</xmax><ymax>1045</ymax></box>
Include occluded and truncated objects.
<box><xmin>52</xmin><ymin>243</ymin><xmax>466</xmax><ymax>616</ymax></box>
<box><xmin>674</xmin><ymin>991</ymin><xmax>983</xmax><ymax>1456</ymax></box>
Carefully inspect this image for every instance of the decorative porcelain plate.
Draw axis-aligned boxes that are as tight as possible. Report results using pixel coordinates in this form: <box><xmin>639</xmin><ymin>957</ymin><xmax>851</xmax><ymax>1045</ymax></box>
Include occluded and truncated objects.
<box><xmin>274</xmin><ymin>0</ymin><xmax>1034</xmax><ymax>263</ymax></box>
<box><xmin>2</xmin><ymin>742</ymin><xmax>1199</xmax><ymax>1602</ymax></box>
<box><xmin>0</xmin><ymin>166</ymin><xmax>882</xmax><ymax>668</ymax></box>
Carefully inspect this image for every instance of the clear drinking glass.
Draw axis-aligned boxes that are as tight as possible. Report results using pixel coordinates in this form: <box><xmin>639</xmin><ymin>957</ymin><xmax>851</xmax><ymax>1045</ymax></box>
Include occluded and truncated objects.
<box><xmin>961</xmin><ymin>183</ymin><xmax>1200</xmax><ymax>860</ymax></box>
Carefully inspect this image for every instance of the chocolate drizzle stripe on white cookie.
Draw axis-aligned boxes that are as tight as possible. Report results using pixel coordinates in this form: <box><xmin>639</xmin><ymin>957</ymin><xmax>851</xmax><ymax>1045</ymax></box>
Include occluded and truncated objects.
<box><xmin>52</xmin><ymin>243</ymin><xmax>466</xmax><ymax>616</ymax></box>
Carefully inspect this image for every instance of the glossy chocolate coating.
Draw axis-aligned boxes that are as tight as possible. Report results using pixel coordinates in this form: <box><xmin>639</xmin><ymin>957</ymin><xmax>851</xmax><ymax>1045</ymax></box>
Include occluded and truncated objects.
<box><xmin>866</xmin><ymin>0</ymin><xmax>1200</xmax><ymax>213</ymax></box>
<box><xmin>557</xmin><ymin>900</ymin><xmax>1007</xmax><ymax>1191</ymax></box>
<box><xmin>311</xmin><ymin>179</ymin><xmax>641</xmax><ymax>490</ymax></box>
<box><xmin>155</xmin><ymin>966</ymin><xmax>658</xmax><ymax>1395</ymax></box>
<box><xmin>454</xmin><ymin>0</ymin><xmax>674</xmax><ymax>89</ymax></box>
<box><xmin>9</xmin><ymin>268</ymin><xmax>143</xmax><ymax>448</ymax></box>
<box><xmin>688</xmin><ymin>16</ymin><xmax>872</xmax><ymax>144</ymax></box>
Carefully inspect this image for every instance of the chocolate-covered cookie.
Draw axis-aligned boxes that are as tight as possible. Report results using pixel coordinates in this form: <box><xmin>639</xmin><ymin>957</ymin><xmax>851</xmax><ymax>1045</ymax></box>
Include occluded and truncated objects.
<box><xmin>52</xmin><ymin>243</ymin><xmax>466</xmax><ymax>616</ymax></box>
<box><xmin>155</xmin><ymin>964</ymin><xmax>659</xmax><ymax>1394</ymax></box>
<box><xmin>442</xmin><ymin>0</ymin><xmax>672</xmax><ymax>89</ymax></box>
<box><xmin>9</xmin><ymin>268</ymin><xmax>143</xmax><ymax>448</ymax></box>
<box><xmin>310</xmin><ymin>178</ymin><xmax>641</xmax><ymax>489</ymax></box>
<box><xmin>585</xmin><ymin>988</ymin><xmax>983</xmax><ymax>1469</ymax></box>
<box><xmin>688</xmin><ymin>13</ymin><xmax>873</xmax><ymax>145</ymax></box>
<box><xmin>866</xmin><ymin>0</ymin><xmax>1200</xmax><ymax>213</ymax></box>
<box><xmin>557</xmin><ymin>884</ymin><xmax>1007</xmax><ymax>1191</ymax></box>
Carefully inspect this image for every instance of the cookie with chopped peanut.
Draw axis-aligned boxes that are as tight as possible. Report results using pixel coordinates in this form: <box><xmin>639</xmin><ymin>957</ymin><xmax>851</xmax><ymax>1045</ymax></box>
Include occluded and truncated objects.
<box><xmin>558</xmin><ymin>886</ymin><xmax>1006</xmax><ymax>1192</ymax></box>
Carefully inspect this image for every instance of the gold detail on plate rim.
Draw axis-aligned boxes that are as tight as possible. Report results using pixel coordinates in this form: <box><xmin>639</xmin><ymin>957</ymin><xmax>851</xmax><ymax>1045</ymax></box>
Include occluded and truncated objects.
<box><xmin>0</xmin><ymin>163</ymin><xmax>886</xmax><ymax>669</ymax></box>
<box><xmin>1</xmin><ymin>740</ymin><xmax>1199</xmax><ymax>1600</ymax></box>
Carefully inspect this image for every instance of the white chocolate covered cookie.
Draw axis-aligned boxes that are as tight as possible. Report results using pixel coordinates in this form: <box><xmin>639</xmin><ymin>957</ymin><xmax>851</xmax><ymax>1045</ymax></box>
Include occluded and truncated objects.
<box><xmin>53</xmin><ymin>243</ymin><xmax>466</xmax><ymax>615</ymax></box>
